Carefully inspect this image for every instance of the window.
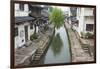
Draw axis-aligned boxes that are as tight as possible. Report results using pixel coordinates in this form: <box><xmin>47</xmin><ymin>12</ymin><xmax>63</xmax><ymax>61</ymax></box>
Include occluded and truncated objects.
<box><xmin>30</xmin><ymin>23</ymin><xmax>33</xmax><ymax>29</ymax></box>
<box><xmin>19</xmin><ymin>4</ymin><xmax>24</xmax><ymax>11</ymax></box>
<box><xmin>15</xmin><ymin>28</ymin><xmax>18</xmax><ymax>36</ymax></box>
<box><xmin>86</xmin><ymin>24</ymin><xmax>93</xmax><ymax>31</ymax></box>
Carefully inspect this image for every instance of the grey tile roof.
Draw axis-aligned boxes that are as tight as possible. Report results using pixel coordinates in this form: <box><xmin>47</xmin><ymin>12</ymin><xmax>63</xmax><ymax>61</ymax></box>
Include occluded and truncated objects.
<box><xmin>15</xmin><ymin>16</ymin><xmax>35</xmax><ymax>24</ymax></box>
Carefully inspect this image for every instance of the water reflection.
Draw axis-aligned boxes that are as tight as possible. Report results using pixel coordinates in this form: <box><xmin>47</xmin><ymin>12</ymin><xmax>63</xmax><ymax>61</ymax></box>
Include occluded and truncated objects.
<box><xmin>38</xmin><ymin>26</ymin><xmax>71</xmax><ymax>64</ymax></box>
<box><xmin>51</xmin><ymin>33</ymin><xmax>63</xmax><ymax>57</ymax></box>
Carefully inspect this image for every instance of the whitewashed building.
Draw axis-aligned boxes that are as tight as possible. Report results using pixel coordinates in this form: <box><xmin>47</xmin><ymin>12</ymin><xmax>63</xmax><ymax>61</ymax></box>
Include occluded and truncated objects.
<box><xmin>76</xmin><ymin>8</ymin><xmax>94</xmax><ymax>37</ymax></box>
<box><xmin>69</xmin><ymin>7</ymin><xmax>94</xmax><ymax>37</ymax></box>
<box><xmin>14</xmin><ymin>3</ymin><xmax>35</xmax><ymax>48</ymax></box>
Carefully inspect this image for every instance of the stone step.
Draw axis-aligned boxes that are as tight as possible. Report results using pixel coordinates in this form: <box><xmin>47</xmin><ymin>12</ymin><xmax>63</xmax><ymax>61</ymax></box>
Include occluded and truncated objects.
<box><xmin>84</xmin><ymin>49</ymin><xmax>89</xmax><ymax>51</ymax></box>
<box><xmin>83</xmin><ymin>46</ymin><xmax>88</xmax><ymax>48</ymax></box>
<box><xmin>33</xmin><ymin>56</ymin><xmax>41</xmax><ymax>60</ymax></box>
<box><xmin>35</xmin><ymin>53</ymin><xmax>41</xmax><ymax>55</ymax></box>
<box><xmin>34</xmin><ymin>55</ymin><xmax>40</xmax><ymax>58</ymax></box>
<box><xmin>83</xmin><ymin>48</ymin><xmax>89</xmax><ymax>50</ymax></box>
<box><xmin>33</xmin><ymin>58</ymin><xmax>40</xmax><ymax>61</ymax></box>
<box><xmin>37</xmin><ymin>50</ymin><xmax>43</xmax><ymax>52</ymax></box>
<box><xmin>34</xmin><ymin>56</ymin><xmax>41</xmax><ymax>58</ymax></box>
<box><xmin>36</xmin><ymin>51</ymin><xmax>43</xmax><ymax>54</ymax></box>
<box><xmin>37</xmin><ymin>49</ymin><xmax>43</xmax><ymax>52</ymax></box>
<box><xmin>35</xmin><ymin>54</ymin><xmax>42</xmax><ymax>56</ymax></box>
<box><xmin>32</xmin><ymin>60</ymin><xmax>39</xmax><ymax>64</ymax></box>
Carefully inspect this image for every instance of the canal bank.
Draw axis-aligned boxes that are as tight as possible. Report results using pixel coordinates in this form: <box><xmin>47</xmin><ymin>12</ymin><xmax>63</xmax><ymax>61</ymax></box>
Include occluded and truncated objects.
<box><xmin>15</xmin><ymin>25</ymin><xmax>54</xmax><ymax>67</ymax></box>
<box><xmin>64</xmin><ymin>22</ymin><xmax>94</xmax><ymax>62</ymax></box>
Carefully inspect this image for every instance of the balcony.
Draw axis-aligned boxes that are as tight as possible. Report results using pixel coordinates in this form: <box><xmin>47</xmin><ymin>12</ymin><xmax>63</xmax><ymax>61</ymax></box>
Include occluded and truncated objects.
<box><xmin>15</xmin><ymin>10</ymin><xmax>30</xmax><ymax>17</ymax></box>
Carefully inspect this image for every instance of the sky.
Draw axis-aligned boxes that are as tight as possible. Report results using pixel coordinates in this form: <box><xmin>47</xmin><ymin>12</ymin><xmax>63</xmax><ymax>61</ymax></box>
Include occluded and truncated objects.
<box><xmin>56</xmin><ymin>6</ymin><xmax>69</xmax><ymax>11</ymax></box>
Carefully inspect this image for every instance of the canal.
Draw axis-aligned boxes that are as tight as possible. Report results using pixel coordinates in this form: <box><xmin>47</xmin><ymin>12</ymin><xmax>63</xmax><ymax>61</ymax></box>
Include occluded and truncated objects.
<box><xmin>39</xmin><ymin>25</ymin><xmax>71</xmax><ymax>64</ymax></box>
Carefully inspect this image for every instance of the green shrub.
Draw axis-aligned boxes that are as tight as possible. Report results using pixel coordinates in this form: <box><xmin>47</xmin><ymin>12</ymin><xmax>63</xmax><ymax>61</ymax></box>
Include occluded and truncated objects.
<box><xmin>85</xmin><ymin>32</ymin><xmax>94</xmax><ymax>39</ymax></box>
<box><xmin>72</xmin><ymin>28</ymin><xmax>76</xmax><ymax>32</ymax></box>
<box><xmin>30</xmin><ymin>33</ymin><xmax>38</xmax><ymax>41</ymax></box>
<box><xmin>80</xmin><ymin>32</ymin><xmax>84</xmax><ymax>38</ymax></box>
<box><xmin>44</xmin><ymin>25</ymin><xmax>49</xmax><ymax>31</ymax></box>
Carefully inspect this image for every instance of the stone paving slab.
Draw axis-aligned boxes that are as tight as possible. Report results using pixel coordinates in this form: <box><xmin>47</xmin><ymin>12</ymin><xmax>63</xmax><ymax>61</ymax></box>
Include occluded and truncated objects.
<box><xmin>15</xmin><ymin>42</ymin><xmax>38</xmax><ymax>66</ymax></box>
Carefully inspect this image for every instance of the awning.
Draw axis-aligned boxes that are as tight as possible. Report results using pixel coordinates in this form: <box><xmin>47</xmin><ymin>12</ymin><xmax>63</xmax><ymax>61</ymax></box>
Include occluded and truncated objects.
<box><xmin>15</xmin><ymin>16</ymin><xmax>35</xmax><ymax>24</ymax></box>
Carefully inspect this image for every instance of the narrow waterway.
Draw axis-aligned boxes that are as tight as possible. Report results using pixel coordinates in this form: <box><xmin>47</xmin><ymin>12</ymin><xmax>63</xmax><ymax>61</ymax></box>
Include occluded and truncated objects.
<box><xmin>39</xmin><ymin>25</ymin><xmax>71</xmax><ymax>64</ymax></box>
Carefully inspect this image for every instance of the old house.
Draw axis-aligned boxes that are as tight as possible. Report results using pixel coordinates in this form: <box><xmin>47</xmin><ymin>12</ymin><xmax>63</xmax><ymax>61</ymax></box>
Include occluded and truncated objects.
<box><xmin>67</xmin><ymin>7</ymin><xmax>77</xmax><ymax>24</ymax></box>
<box><xmin>68</xmin><ymin>7</ymin><xmax>94</xmax><ymax>38</ymax></box>
<box><xmin>76</xmin><ymin>8</ymin><xmax>94</xmax><ymax>37</ymax></box>
<box><xmin>14</xmin><ymin>3</ymin><xmax>35</xmax><ymax>48</ymax></box>
<box><xmin>14</xmin><ymin>3</ymin><xmax>49</xmax><ymax>48</ymax></box>
<box><xmin>29</xmin><ymin>5</ymin><xmax>49</xmax><ymax>33</ymax></box>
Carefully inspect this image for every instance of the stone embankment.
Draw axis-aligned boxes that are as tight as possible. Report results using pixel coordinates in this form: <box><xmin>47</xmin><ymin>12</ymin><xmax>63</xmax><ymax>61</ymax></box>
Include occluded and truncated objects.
<box><xmin>64</xmin><ymin>22</ymin><xmax>94</xmax><ymax>62</ymax></box>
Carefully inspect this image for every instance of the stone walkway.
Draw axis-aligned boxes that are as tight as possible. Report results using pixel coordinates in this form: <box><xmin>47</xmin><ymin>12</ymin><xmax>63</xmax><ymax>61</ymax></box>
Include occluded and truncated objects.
<box><xmin>15</xmin><ymin>42</ymin><xmax>37</xmax><ymax>66</ymax></box>
<box><xmin>64</xmin><ymin>22</ymin><xmax>94</xmax><ymax>62</ymax></box>
<box><xmin>75</xmin><ymin>31</ymin><xmax>94</xmax><ymax>57</ymax></box>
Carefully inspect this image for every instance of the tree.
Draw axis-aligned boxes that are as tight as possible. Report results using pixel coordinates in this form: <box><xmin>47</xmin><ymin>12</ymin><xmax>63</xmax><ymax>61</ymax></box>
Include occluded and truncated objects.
<box><xmin>49</xmin><ymin>7</ymin><xmax>64</xmax><ymax>29</ymax></box>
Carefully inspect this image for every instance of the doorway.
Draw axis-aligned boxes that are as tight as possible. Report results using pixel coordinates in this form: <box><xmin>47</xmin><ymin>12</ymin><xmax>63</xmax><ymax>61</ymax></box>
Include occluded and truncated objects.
<box><xmin>24</xmin><ymin>26</ymin><xmax>28</xmax><ymax>42</ymax></box>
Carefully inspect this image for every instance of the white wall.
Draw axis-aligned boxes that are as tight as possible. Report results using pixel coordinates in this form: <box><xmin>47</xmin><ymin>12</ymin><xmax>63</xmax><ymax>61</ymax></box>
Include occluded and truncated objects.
<box><xmin>84</xmin><ymin>17</ymin><xmax>94</xmax><ymax>24</ymax></box>
<box><xmin>76</xmin><ymin>8</ymin><xmax>85</xmax><ymax>36</ymax></box>
<box><xmin>15</xmin><ymin>25</ymin><xmax>25</xmax><ymax>48</ymax></box>
<box><xmin>76</xmin><ymin>8</ymin><xmax>94</xmax><ymax>36</ymax></box>
<box><xmin>15</xmin><ymin>2</ymin><xmax>33</xmax><ymax>48</ymax></box>
<box><xmin>84</xmin><ymin>8</ymin><xmax>94</xmax><ymax>16</ymax></box>
<box><xmin>15</xmin><ymin>3</ymin><xmax>19</xmax><ymax>11</ymax></box>
<box><xmin>28</xmin><ymin>23</ymin><xmax>35</xmax><ymax>40</ymax></box>
<box><xmin>15</xmin><ymin>3</ymin><xmax>30</xmax><ymax>17</ymax></box>
<box><xmin>15</xmin><ymin>22</ymin><xmax>35</xmax><ymax>48</ymax></box>
<box><xmin>24</xmin><ymin>4</ymin><xmax>29</xmax><ymax>11</ymax></box>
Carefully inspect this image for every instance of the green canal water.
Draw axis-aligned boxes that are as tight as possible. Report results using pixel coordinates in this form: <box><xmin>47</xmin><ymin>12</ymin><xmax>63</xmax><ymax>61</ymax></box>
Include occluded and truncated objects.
<box><xmin>39</xmin><ymin>25</ymin><xmax>71</xmax><ymax>64</ymax></box>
